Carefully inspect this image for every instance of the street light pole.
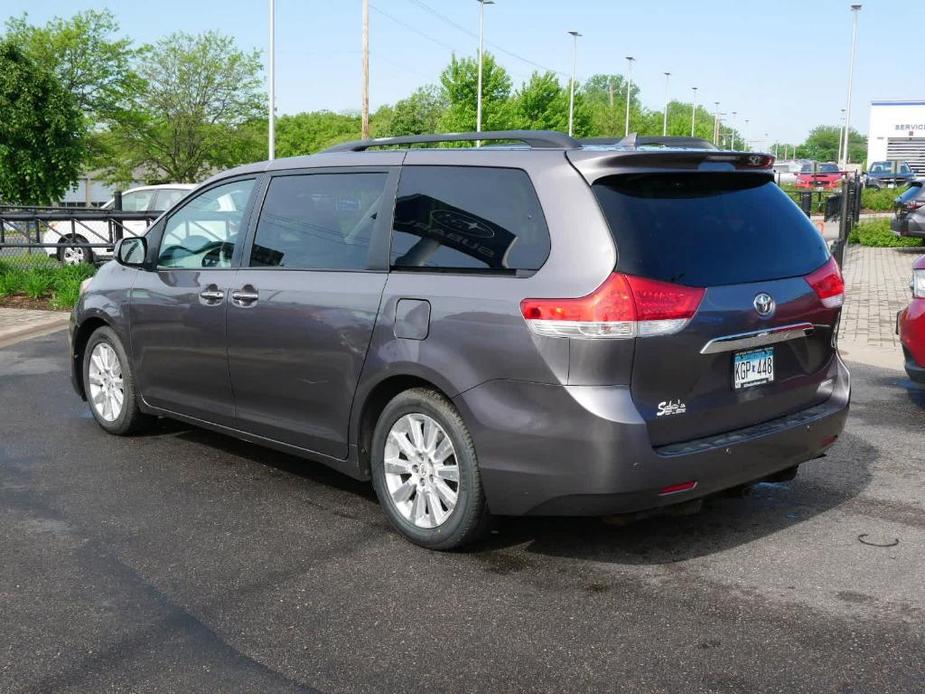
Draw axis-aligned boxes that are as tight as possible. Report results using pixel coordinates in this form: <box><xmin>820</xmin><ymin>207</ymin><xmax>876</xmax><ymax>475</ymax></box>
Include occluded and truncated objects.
<box><xmin>841</xmin><ymin>4</ymin><xmax>862</xmax><ymax>168</ymax></box>
<box><xmin>662</xmin><ymin>72</ymin><xmax>671</xmax><ymax>136</ymax></box>
<box><xmin>690</xmin><ymin>86</ymin><xmax>698</xmax><ymax>137</ymax></box>
<box><xmin>361</xmin><ymin>0</ymin><xmax>369</xmax><ymax>139</ymax></box>
<box><xmin>730</xmin><ymin>111</ymin><xmax>737</xmax><ymax>149</ymax></box>
<box><xmin>268</xmin><ymin>0</ymin><xmax>276</xmax><ymax>160</ymax></box>
<box><xmin>744</xmin><ymin>118</ymin><xmax>749</xmax><ymax>150</ymax></box>
<box><xmin>837</xmin><ymin>107</ymin><xmax>847</xmax><ymax>165</ymax></box>
<box><xmin>624</xmin><ymin>56</ymin><xmax>634</xmax><ymax>136</ymax></box>
<box><xmin>476</xmin><ymin>0</ymin><xmax>494</xmax><ymax>134</ymax></box>
<box><xmin>713</xmin><ymin>102</ymin><xmax>720</xmax><ymax>144</ymax></box>
<box><xmin>568</xmin><ymin>31</ymin><xmax>581</xmax><ymax>137</ymax></box>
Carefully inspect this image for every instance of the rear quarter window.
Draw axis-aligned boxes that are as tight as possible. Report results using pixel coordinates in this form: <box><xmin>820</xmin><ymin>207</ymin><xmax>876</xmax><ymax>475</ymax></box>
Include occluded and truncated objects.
<box><xmin>390</xmin><ymin>166</ymin><xmax>550</xmax><ymax>272</ymax></box>
<box><xmin>592</xmin><ymin>173</ymin><xmax>830</xmax><ymax>287</ymax></box>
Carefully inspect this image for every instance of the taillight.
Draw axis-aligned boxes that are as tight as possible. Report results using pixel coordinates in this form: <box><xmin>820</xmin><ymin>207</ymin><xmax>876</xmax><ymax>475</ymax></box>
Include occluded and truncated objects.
<box><xmin>908</xmin><ymin>201</ymin><xmax>925</xmax><ymax>211</ymax></box>
<box><xmin>520</xmin><ymin>273</ymin><xmax>704</xmax><ymax>339</ymax></box>
<box><xmin>805</xmin><ymin>257</ymin><xmax>844</xmax><ymax>308</ymax></box>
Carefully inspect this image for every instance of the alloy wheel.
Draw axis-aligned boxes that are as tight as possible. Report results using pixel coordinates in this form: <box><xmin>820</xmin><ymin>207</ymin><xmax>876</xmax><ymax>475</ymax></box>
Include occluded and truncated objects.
<box><xmin>87</xmin><ymin>343</ymin><xmax>124</xmax><ymax>422</ymax></box>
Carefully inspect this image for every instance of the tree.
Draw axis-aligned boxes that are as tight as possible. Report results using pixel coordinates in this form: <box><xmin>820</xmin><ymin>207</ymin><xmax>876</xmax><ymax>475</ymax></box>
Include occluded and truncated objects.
<box><xmin>101</xmin><ymin>31</ymin><xmax>263</xmax><ymax>183</ymax></box>
<box><xmin>0</xmin><ymin>41</ymin><xmax>84</xmax><ymax>204</ymax></box>
<box><xmin>376</xmin><ymin>85</ymin><xmax>447</xmax><ymax>137</ymax></box>
<box><xmin>4</xmin><ymin>11</ymin><xmax>139</xmax><ymax>123</ymax></box>
<box><xmin>439</xmin><ymin>53</ymin><xmax>515</xmax><ymax>133</ymax></box>
<box><xmin>582</xmin><ymin>74</ymin><xmax>639</xmax><ymax>137</ymax></box>
<box><xmin>276</xmin><ymin>111</ymin><xmax>362</xmax><ymax>156</ymax></box>
<box><xmin>796</xmin><ymin>125</ymin><xmax>866</xmax><ymax>164</ymax></box>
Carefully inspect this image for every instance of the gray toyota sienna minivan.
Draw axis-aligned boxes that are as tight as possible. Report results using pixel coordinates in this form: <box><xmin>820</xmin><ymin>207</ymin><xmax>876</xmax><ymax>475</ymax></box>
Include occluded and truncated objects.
<box><xmin>69</xmin><ymin>130</ymin><xmax>850</xmax><ymax>549</ymax></box>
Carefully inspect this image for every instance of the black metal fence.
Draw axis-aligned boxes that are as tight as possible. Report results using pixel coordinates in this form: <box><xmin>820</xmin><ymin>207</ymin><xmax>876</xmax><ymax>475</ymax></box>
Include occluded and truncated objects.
<box><xmin>0</xmin><ymin>203</ymin><xmax>158</xmax><ymax>270</ymax></box>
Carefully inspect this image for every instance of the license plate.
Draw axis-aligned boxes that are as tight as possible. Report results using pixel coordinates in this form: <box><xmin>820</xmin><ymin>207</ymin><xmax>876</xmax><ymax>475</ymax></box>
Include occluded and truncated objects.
<box><xmin>733</xmin><ymin>347</ymin><xmax>774</xmax><ymax>390</ymax></box>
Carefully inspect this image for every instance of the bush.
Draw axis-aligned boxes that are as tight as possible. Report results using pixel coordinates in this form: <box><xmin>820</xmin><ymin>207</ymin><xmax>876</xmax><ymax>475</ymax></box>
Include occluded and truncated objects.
<box><xmin>855</xmin><ymin>218</ymin><xmax>924</xmax><ymax>248</ymax></box>
<box><xmin>861</xmin><ymin>186</ymin><xmax>904</xmax><ymax>212</ymax></box>
<box><xmin>0</xmin><ymin>261</ymin><xmax>96</xmax><ymax>308</ymax></box>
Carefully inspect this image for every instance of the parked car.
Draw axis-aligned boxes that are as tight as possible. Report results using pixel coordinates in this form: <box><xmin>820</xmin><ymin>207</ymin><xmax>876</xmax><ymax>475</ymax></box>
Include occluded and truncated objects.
<box><xmin>43</xmin><ymin>184</ymin><xmax>195</xmax><ymax>265</ymax></box>
<box><xmin>898</xmin><ymin>255</ymin><xmax>925</xmax><ymax>383</ymax></box>
<box><xmin>890</xmin><ymin>180</ymin><xmax>925</xmax><ymax>238</ymax></box>
<box><xmin>773</xmin><ymin>160</ymin><xmax>802</xmax><ymax>185</ymax></box>
<box><xmin>68</xmin><ymin>130</ymin><xmax>849</xmax><ymax>550</ymax></box>
<box><xmin>864</xmin><ymin>160</ymin><xmax>916</xmax><ymax>189</ymax></box>
<box><xmin>795</xmin><ymin>162</ymin><xmax>843</xmax><ymax>190</ymax></box>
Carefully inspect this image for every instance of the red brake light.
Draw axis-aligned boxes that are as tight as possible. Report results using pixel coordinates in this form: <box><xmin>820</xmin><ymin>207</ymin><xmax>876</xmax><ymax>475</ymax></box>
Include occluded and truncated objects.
<box><xmin>520</xmin><ymin>273</ymin><xmax>704</xmax><ymax>339</ymax></box>
<box><xmin>805</xmin><ymin>257</ymin><xmax>844</xmax><ymax>308</ymax></box>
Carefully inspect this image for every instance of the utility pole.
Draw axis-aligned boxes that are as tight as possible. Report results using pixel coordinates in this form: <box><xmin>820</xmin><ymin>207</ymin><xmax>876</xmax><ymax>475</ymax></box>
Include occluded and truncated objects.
<box><xmin>690</xmin><ymin>86</ymin><xmax>698</xmax><ymax>137</ymax></box>
<box><xmin>568</xmin><ymin>31</ymin><xmax>581</xmax><ymax>137</ymax></box>
<box><xmin>268</xmin><ymin>0</ymin><xmax>276</xmax><ymax>160</ymax></box>
<box><xmin>662</xmin><ymin>72</ymin><xmax>671</xmax><ymax>136</ymax></box>
<box><xmin>476</xmin><ymin>0</ymin><xmax>494</xmax><ymax>134</ymax></box>
<box><xmin>841</xmin><ymin>4</ymin><xmax>862</xmax><ymax>168</ymax></box>
<box><xmin>361</xmin><ymin>0</ymin><xmax>369</xmax><ymax>139</ymax></box>
<box><xmin>624</xmin><ymin>56</ymin><xmax>635</xmax><ymax>136</ymax></box>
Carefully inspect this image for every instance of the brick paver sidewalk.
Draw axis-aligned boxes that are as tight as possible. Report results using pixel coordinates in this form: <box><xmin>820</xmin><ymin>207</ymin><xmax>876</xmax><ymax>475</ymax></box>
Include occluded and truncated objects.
<box><xmin>839</xmin><ymin>245</ymin><xmax>922</xmax><ymax>349</ymax></box>
<box><xmin>0</xmin><ymin>307</ymin><xmax>68</xmax><ymax>348</ymax></box>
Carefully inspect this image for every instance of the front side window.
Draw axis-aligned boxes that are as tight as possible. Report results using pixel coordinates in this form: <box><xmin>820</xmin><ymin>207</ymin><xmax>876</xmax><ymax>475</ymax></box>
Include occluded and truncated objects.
<box><xmin>390</xmin><ymin>166</ymin><xmax>550</xmax><ymax>272</ymax></box>
<box><xmin>250</xmin><ymin>172</ymin><xmax>387</xmax><ymax>270</ymax></box>
<box><xmin>154</xmin><ymin>188</ymin><xmax>187</xmax><ymax>211</ymax></box>
<box><xmin>158</xmin><ymin>178</ymin><xmax>255</xmax><ymax>269</ymax></box>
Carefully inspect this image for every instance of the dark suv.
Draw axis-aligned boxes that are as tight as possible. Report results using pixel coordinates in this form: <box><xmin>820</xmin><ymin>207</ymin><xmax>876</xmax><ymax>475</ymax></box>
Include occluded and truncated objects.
<box><xmin>69</xmin><ymin>130</ymin><xmax>850</xmax><ymax>549</ymax></box>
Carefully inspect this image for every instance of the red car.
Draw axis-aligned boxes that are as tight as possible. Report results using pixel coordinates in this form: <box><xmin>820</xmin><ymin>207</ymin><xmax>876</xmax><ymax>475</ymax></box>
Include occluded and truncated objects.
<box><xmin>795</xmin><ymin>162</ymin><xmax>843</xmax><ymax>190</ymax></box>
<box><xmin>898</xmin><ymin>254</ymin><xmax>925</xmax><ymax>383</ymax></box>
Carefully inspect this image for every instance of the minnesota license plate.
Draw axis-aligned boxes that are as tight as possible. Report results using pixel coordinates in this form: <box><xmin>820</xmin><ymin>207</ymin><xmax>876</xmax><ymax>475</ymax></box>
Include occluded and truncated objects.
<box><xmin>733</xmin><ymin>347</ymin><xmax>774</xmax><ymax>390</ymax></box>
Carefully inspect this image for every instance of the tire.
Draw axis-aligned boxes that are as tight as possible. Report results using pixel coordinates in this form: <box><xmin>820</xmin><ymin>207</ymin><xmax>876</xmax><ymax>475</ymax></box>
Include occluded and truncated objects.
<box><xmin>370</xmin><ymin>388</ymin><xmax>489</xmax><ymax>550</ymax></box>
<box><xmin>59</xmin><ymin>235</ymin><xmax>94</xmax><ymax>266</ymax></box>
<box><xmin>82</xmin><ymin>326</ymin><xmax>152</xmax><ymax>436</ymax></box>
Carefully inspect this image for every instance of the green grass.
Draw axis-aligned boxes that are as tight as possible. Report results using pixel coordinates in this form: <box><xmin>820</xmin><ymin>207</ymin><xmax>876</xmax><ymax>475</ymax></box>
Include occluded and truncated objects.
<box><xmin>0</xmin><ymin>259</ymin><xmax>96</xmax><ymax>309</ymax></box>
<box><xmin>852</xmin><ymin>218</ymin><xmax>923</xmax><ymax>248</ymax></box>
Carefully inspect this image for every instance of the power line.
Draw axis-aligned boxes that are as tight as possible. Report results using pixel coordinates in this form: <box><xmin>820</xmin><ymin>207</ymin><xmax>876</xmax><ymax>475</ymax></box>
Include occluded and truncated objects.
<box><xmin>369</xmin><ymin>3</ymin><xmax>461</xmax><ymax>54</ymax></box>
<box><xmin>404</xmin><ymin>0</ymin><xmax>568</xmax><ymax>78</ymax></box>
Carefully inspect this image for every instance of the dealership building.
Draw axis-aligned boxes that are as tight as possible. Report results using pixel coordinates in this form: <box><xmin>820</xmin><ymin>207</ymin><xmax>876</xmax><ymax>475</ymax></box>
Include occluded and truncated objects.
<box><xmin>866</xmin><ymin>99</ymin><xmax>925</xmax><ymax>174</ymax></box>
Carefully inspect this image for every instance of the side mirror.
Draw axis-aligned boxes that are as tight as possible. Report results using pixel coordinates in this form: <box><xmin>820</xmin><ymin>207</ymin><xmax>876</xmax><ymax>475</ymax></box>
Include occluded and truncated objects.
<box><xmin>115</xmin><ymin>237</ymin><xmax>147</xmax><ymax>267</ymax></box>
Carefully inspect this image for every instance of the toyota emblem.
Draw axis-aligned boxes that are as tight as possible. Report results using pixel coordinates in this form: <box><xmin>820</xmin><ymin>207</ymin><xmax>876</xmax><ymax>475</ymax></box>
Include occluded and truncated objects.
<box><xmin>754</xmin><ymin>293</ymin><xmax>775</xmax><ymax>317</ymax></box>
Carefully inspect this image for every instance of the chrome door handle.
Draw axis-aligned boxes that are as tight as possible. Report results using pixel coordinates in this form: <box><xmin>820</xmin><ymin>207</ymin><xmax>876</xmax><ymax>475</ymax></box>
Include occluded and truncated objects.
<box><xmin>199</xmin><ymin>289</ymin><xmax>225</xmax><ymax>303</ymax></box>
<box><xmin>231</xmin><ymin>288</ymin><xmax>259</xmax><ymax>306</ymax></box>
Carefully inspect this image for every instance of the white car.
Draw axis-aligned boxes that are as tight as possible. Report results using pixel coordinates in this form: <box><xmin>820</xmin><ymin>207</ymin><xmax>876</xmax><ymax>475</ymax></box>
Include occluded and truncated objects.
<box><xmin>773</xmin><ymin>160</ymin><xmax>802</xmax><ymax>185</ymax></box>
<box><xmin>44</xmin><ymin>184</ymin><xmax>196</xmax><ymax>265</ymax></box>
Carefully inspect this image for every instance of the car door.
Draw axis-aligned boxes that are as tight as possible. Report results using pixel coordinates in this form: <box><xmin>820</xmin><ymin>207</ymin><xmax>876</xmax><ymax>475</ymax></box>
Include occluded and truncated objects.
<box><xmin>130</xmin><ymin>177</ymin><xmax>258</xmax><ymax>426</ymax></box>
<box><xmin>225</xmin><ymin>167</ymin><xmax>397</xmax><ymax>458</ymax></box>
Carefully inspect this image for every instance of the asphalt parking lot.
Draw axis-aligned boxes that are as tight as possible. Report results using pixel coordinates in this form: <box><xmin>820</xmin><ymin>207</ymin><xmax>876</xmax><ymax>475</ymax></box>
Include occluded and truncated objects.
<box><xmin>2</xmin><ymin>332</ymin><xmax>924</xmax><ymax>693</ymax></box>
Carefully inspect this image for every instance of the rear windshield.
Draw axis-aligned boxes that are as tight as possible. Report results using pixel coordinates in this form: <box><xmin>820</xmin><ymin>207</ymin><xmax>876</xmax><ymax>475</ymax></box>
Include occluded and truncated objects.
<box><xmin>899</xmin><ymin>183</ymin><xmax>924</xmax><ymax>203</ymax></box>
<box><xmin>592</xmin><ymin>173</ymin><xmax>830</xmax><ymax>287</ymax></box>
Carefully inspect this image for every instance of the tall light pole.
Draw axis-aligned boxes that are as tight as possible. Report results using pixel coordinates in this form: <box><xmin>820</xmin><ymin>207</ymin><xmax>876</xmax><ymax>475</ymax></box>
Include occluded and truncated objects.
<box><xmin>567</xmin><ymin>31</ymin><xmax>581</xmax><ymax>137</ymax></box>
<box><xmin>624</xmin><ymin>56</ymin><xmax>635</xmax><ymax>136</ymax></box>
<box><xmin>837</xmin><ymin>107</ymin><xmax>847</xmax><ymax>165</ymax></box>
<box><xmin>841</xmin><ymin>4</ymin><xmax>862</xmax><ymax>168</ymax></box>
<box><xmin>361</xmin><ymin>0</ymin><xmax>370</xmax><ymax>139</ymax></box>
<box><xmin>730</xmin><ymin>111</ymin><xmax>737</xmax><ymax>149</ymax></box>
<box><xmin>476</xmin><ymin>0</ymin><xmax>494</xmax><ymax>134</ymax></box>
<box><xmin>690</xmin><ymin>86</ymin><xmax>698</xmax><ymax>137</ymax></box>
<box><xmin>744</xmin><ymin>118</ymin><xmax>750</xmax><ymax>150</ymax></box>
<box><xmin>713</xmin><ymin>102</ymin><xmax>720</xmax><ymax>144</ymax></box>
<box><xmin>662</xmin><ymin>72</ymin><xmax>671</xmax><ymax>136</ymax></box>
<box><xmin>268</xmin><ymin>0</ymin><xmax>276</xmax><ymax>159</ymax></box>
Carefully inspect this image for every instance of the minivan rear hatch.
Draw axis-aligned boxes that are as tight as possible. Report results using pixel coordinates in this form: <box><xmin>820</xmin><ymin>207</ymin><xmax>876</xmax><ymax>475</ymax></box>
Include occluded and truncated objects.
<box><xmin>585</xmin><ymin>169</ymin><xmax>842</xmax><ymax>446</ymax></box>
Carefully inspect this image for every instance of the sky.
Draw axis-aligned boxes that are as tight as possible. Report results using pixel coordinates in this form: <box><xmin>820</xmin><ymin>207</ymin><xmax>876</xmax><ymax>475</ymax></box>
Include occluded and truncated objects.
<box><xmin>3</xmin><ymin>0</ymin><xmax>923</xmax><ymax>146</ymax></box>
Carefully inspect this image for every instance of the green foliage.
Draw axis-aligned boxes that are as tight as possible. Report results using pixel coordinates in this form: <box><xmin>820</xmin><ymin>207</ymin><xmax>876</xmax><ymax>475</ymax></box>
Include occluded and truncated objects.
<box><xmin>0</xmin><ymin>261</ymin><xmax>96</xmax><ymax>309</ymax></box>
<box><xmin>796</xmin><ymin>125</ymin><xmax>866</xmax><ymax>164</ymax></box>
<box><xmin>276</xmin><ymin>111</ymin><xmax>361</xmax><ymax>157</ymax></box>
<box><xmin>0</xmin><ymin>40</ymin><xmax>85</xmax><ymax>204</ymax></box>
<box><xmin>512</xmin><ymin>71</ymin><xmax>576</xmax><ymax>133</ymax></box>
<box><xmin>100</xmin><ymin>31</ymin><xmax>264</xmax><ymax>183</ymax></box>
<box><xmin>439</xmin><ymin>53</ymin><xmax>515</xmax><ymax>133</ymax></box>
<box><xmin>375</xmin><ymin>85</ymin><xmax>447</xmax><ymax>137</ymax></box>
<box><xmin>855</xmin><ymin>218</ymin><xmax>923</xmax><ymax>248</ymax></box>
<box><xmin>861</xmin><ymin>186</ymin><xmax>905</xmax><ymax>212</ymax></box>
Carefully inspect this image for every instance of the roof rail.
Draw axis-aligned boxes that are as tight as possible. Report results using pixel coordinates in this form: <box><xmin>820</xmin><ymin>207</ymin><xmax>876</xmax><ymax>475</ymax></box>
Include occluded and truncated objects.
<box><xmin>324</xmin><ymin>130</ymin><xmax>580</xmax><ymax>152</ymax></box>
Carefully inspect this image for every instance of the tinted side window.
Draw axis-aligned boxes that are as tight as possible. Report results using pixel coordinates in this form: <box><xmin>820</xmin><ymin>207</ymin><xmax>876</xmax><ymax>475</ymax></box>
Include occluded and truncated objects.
<box><xmin>250</xmin><ymin>173</ymin><xmax>387</xmax><ymax>270</ymax></box>
<box><xmin>158</xmin><ymin>178</ymin><xmax>255</xmax><ymax>269</ymax></box>
<box><xmin>390</xmin><ymin>166</ymin><xmax>550</xmax><ymax>272</ymax></box>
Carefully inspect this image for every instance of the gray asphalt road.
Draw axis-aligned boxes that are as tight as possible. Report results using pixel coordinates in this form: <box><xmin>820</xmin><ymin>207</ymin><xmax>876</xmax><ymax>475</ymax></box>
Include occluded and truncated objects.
<box><xmin>2</xmin><ymin>332</ymin><xmax>923</xmax><ymax>693</ymax></box>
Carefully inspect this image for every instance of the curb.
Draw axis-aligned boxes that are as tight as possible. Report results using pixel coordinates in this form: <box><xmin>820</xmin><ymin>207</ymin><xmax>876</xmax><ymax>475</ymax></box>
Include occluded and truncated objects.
<box><xmin>0</xmin><ymin>313</ymin><xmax>69</xmax><ymax>349</ymax></box>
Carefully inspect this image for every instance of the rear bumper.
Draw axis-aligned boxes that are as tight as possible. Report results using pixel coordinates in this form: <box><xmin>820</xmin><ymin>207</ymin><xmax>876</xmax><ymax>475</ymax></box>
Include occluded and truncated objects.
<box><xmin>457</xmin><ymin>356</ymin><xmax>850</xmax><ymax>516</ymax></box>
<box><xmin>891</xmin><ymin>217</ymin><xmax>925</xmax><ymax>237</ymax></box>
